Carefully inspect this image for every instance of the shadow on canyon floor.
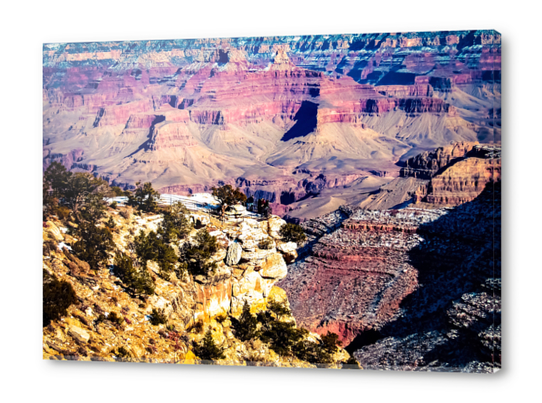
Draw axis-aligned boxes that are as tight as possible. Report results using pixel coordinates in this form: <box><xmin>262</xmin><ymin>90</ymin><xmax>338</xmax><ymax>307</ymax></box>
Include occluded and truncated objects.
<box><xmin>354</xmin><ymin>182</ymin><xmax>501</xmax><ymax>369</ymax></box>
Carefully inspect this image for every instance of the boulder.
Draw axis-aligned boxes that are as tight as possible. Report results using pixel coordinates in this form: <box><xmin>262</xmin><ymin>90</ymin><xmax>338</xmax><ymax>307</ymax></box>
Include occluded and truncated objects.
<box><xmin>237</xmin><ymin>226</ymin><xmax>267</xmax><ymax>251</ymax></box>
<box><xmin>267</xmin><ymin>216</ymin><xmax>286</xmax><ymax>239</ymax></box>
<box><xmin>277</xmin><ymin>241</ymin><xmax>298</xmax><ymax>263</ymax></box>
<box><xmin>225</xmin><ymin>242</ymin><xmax>242</xmax><ymax>266</ymax></box>
<box><xmin>258</xmin><ymin>253</ymin><xmax>288</xmax><ymax>280</ymax></box>
<box><xmin>241</xmin><ymin>248</ymin><xmax>275</xmax><ymax>262</ymax></box>
<box><xmin>46</xmin><ymin>221</ymin><xmax>64</xmax><ymax>242</ymax></box>
<box><xmin>68</xmin><ymin>325</ymin><xmax>90</xmax><ymax>343</ymax></box>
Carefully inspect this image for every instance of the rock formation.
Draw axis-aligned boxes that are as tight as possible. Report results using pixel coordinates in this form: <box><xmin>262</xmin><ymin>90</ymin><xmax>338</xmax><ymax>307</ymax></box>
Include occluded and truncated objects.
<box><xmin>278</xmin><ymin>207</ymin><xmax>447</xmax><ymax>345</ymax></box>
<box><xmin>353</xmin><ymin>183</ymin><xmax>501</xmax><ymax>372</ymax></box>
<box><xmin>42</xmin><ymin>207</ymin><xmax>350</xmax><ymax>367</ymax></box>
<box><xmin>43</xmin><ymin>31</ymin><xmax>501</xmax><ymax>217</ymax></box>
<box><xmin>277</xmin><ymin>145</ymin><xmax>501</xmax><ymax>372</ymax></box>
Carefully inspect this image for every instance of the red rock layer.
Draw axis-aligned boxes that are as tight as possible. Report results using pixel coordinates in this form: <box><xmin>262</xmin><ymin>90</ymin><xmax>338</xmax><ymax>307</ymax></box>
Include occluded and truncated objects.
<box><xmin>148</xmin><ymin>121</ymin><xmax>198</xmax><ymax>151</ymax></box>
<box><xmin>402</xmin><ymin>143</ymin><xmax>501</xmax><ymax>207</ymax></box>
<box><xmin>94</xmin><ymin>100</ymin><xmax>154</xmax><ymax>127</ymax></box>
<box><xmin>278</xmin><ymin>209</ymin><xmax>444</xmax><ymax>346</ymax></box>
<box><xmin>401</xmin><ymin>141</ymin><xmax>479</xmax><ymax>179</ymax></box>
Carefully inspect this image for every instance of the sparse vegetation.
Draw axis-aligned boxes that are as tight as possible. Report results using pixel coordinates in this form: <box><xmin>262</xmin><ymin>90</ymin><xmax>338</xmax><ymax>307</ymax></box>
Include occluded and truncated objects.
<box><xmin>279</xmin><ymin>222</ymin><xmax>307</xmax><ymax>244</ymax></box>
<box><xmin>127</xmin><ymin>181</ymin><xmax>160</xmax><ymax>213</ymax></box>
<box><xmin>193</xmin><ymin>329</ymin><xmax>226</xmax><ymax>362</ymax></box>
<box><xmin>72</xmin><ymin>221</ymin><xmax>115</xmax><ymax>270</ymax></box>
<box><xmin>134</xmin><ymin>230</ymin><xmax>177</xmax><ymax>276</ymax></box>
<box><xmin>211</xmin><ymin>184</ymin><xmax>247</xmax><ymax>209</ymax></box>
<box><xmin>258</xmin><ymin>237</ymin><xmax>274</xmax><ymax>250</ymax></box>
<box><xmin>114</xmin><ymin>346</ymin><xmax>132</xmax><ymax>360</ymax></box>
<box><xmin>107</xmin><ymin>311</ymin><xmax>124</xmax><ymax>326</ymax></box>
<box><xmin>258</xmin><ymin>317</ymin><xmax>305</xmax><ymax>357</ymax></box>
<box><xmin>231</xmin><ymin>302</ymin><xmax>259</xmax><ymax>341</ymax></box>
<box><xmin>113</xmin><ymin>253</ymin><xmax>155</xmax><ymax>295</ymax></box>
<box><xmin>42</xmin><ymin>169</ymin><xmax>342</xmax><ymax>366</ymax></box>
<box><xmin>180</xmin><ymin>229</ymin><xmax>218</xmax><ymax>276</ymax></box>
<box><xmin>267</xmin><ymin>299</ymin><xmax>291</xmax><ymax>319</ymax></box>
<box><xmin>158</xmin><ymin>202</ymin><xmax>193</xmax><ymax>243</ymax></box>
<box><xmin>43</xmin><ymin>162</ymin><xmax>109</xmax><ymax>220</ymax></box>
<box><xmin>149</xmin><ymin>308</ymin><xmax>168</xmax><ymax>326</ymax></box>
<box><xmin>230</xmin><ymin>298</ymin><xmax>341</xmax><ymax>363</ymax></box>
<box><xmin>110</xmin><ymin>186</ymin><xmax>129</xmax><ymax>197</ymax></box>
<box><xmin>188</xmin><ymin>319</ymin><xmax>205</xmax><ymax>334</ymax></box>
<box><xmin>43</xmin><ymin>271</ymin><xmax>78</xmax><ymax>326</ymax></box>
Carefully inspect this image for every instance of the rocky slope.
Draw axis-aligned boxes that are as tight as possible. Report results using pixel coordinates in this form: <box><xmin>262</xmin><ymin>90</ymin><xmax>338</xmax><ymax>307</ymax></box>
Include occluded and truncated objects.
<box><xmin>278</xmin><ymin>207</ymin><xmax>447</xmax><ymax>345</ymax></box>
<box><xmin>353</xmin><ymin>183</ymin><xmax>501</xmax><ymax>372</ymax></box>
<box><xmin>43</xmin><ymin>30</ymin><xmax>500</xmax><ymax>218</ymax></box>
<box><xmin>42</xmin><ymin>208</ymin><xmax>350</xmax><ymax>367</ymax></box>
<box><xmin>279</xmin><ymin>183</ymin><xmax>500</xmax><ymax>372</ymax></box>
<box><xmin>277</xmin><ymin>142</ymin><xmax>501</xmax><ymax>372</ymax></box>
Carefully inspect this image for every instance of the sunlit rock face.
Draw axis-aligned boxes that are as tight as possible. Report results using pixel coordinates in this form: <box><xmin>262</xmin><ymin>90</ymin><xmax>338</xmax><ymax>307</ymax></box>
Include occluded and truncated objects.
<box><xmin>42</xmin><ymin>209</ymin><xmax>338</xmax><ymax>367</ymax></box>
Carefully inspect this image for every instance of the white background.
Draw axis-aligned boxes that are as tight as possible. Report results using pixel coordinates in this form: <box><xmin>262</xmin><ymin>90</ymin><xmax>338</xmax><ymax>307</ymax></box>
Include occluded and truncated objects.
<box><xmin>1</xmin><ymin>1</ymin><xmax>539</xmax><ymax>401</ymax></box>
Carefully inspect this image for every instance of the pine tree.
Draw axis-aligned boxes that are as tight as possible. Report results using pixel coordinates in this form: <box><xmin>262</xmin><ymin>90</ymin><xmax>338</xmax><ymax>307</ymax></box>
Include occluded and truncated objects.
<box><xmin>128</xmin><ymin>181</ymin><xmax>160</xmax><ymax>213</ymax></box>
<box><xmin>211</xmin><ymin>184</ymin><xmax>246</xmax><ymax>209</ymax></box>
<box><xmin>43</xmin><ymin>271</ymin><xmax>78</xmax><ymax>326</ymax></box>
<box><xmin>158</xmin><ymin>202</ymin><xmax>192</xmax><ymax>243</ymax></box>
<box><xmin>279</xmin><ymin>222</ymin><xmax>307</xmax><ymax>243</ymax></box>
<box><xmin>72</xmin><ymin>221</ymin><xmax>115</xmax><ymax>270</ymax></box>
<box><xmin>232</xmin><ymin>302</ymin><xmax>259</xmax><ymax>341</ymax></box>
<box><xmin>194</xmin><ymin>329</ymin><xmax>225</xmax><ymax>362</ymax></box>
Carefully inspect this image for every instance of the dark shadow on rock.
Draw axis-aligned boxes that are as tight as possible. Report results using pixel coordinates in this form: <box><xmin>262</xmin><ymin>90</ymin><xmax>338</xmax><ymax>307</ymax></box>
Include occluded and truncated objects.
<box><xmin>356</xmin><ymin>182</ymin><xmax>501</xmax><ymax>370</ymax></box>
<box><xmin>281</xmin><ymin>101</ymin><xmax>318</xmax><ymax>142</ymax></box>
<box><xmin>345</xmin><ymin>329</ymin><xmax>382</xmax><ymax>355</ymax></box>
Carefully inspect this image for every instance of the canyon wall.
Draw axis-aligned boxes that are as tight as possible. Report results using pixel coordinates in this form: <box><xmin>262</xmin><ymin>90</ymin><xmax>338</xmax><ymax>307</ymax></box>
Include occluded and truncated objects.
<box><xmin>43</xmin><ymin>31</ymin><xmax>500</xmax><ymax>208</ymax></box>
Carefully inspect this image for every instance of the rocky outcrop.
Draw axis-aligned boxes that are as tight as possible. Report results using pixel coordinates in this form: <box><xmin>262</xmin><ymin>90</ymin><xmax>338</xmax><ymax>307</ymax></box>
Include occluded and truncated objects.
<box><xmin>43</xmin><ymin>148</ymin><xmax>86</xmax><ymax>171</ymax></box>
<box><xmin>418</xmin><ymin>156</ymin><xmax>501</xmax><ymax>205</ymax></box>
<box><xmin>147</xmin><ymin>121</ymin><xmax>198</xmax><ymax>151</ymax></box>
<box><xmin>400</xmin><ymin>142</ymin><xmax>479</xmax><ymax>179</ymax></box>
<box><xmin>43</xmin><ymin>209</ymin><xmax>353</xmax><ymax>367</ymax></box>
<box><xmin>225</xmin><ymin>242</ymin><xmax>242</xmax><ymax>265</ymax></box>
<box><xmin>279</xmin><ymin>207</ymin><xmax>446</xmax><ymax>346</ymax></box>
<box><xmin>94</xmin><ymin>100</ymin><xmax>153</xmax><ymax>127</ymax></box>
<box><xmin>404</xmin><ymin>143</ymin><xmax>501</xmax><ymax>206</ymax></box>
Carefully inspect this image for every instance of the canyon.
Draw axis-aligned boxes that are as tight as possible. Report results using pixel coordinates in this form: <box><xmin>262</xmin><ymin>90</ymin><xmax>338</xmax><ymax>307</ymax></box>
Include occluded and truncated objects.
<box><xmin>43</xmin><ymin>30</ymin><xmax>500</xmax><ymax>218</ymax></box>
<box><xmin>42</xmin><ymin>30</ymin><xmax>502</xmax><ymax>372</ymax></box>
<box><xmin>277</xmin><ymin>145</ymin><xmax>501</xmax><ymax>372</ymax></box>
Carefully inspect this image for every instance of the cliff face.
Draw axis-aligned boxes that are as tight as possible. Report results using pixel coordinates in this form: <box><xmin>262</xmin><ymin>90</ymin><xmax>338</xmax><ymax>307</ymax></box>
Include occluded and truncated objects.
<box><xmin>43</xmin><ymin>30</ymin><xmax>500</xmax><ymax>210</ymax></box>
<box><xmin>278</xmin><ymin>208</ymin><xmax>446</xmax><ymax>346</ymax></box>
<box><xmin>402</xmin><ymin>143</ymin><xmax>501</xmax><ymax>207</ymax></box>
<box><xmin>278</xmin><ymin>182</ymin><xmax>501</xmax><ymax>372</ymax></box>
<box><xmin>400</xmin><ymin>142</ymin><xmax>478</xmax><ymax>180</ymax></box>
<box><xmin>353</xmin><ymin>142</ymin><xmax>500</xmax><ymax>211</ymax></box>
<box><xmin>354</xmin><ymin>183</ymin><xmax>501</xmax><ymax>372</ymax></box>
<box><xmin>42</xmin><ymin>209</ymin><xmax>349</xmax><ymax>367</ymax></box>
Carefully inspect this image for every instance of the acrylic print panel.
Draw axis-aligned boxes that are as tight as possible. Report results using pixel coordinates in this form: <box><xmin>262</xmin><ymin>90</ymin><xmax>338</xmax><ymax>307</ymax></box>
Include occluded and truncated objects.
<box><xmin>42</xmin><ymin>30</ymin><xmax>501</xmax><ymax>372</ymax></box>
